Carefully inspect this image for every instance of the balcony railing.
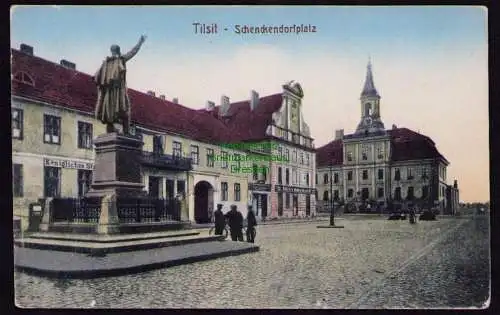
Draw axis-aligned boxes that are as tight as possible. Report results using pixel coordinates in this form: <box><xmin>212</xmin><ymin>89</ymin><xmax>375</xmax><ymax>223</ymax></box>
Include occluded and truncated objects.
<box><xmin>141</xmin><ymin>151</ymin><xmax>192</xmax><ymax>171</ymax></box>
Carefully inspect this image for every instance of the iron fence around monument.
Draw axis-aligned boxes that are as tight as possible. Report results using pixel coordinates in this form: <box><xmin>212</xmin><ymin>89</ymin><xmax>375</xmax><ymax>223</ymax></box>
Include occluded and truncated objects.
<box><xmin>51</xmin><ymin>197</ymin><xmax>102</xmax><ymax>223</ymax></box>
<box><xmin>114</xmin><ymin>197</ymin><xmax>181</xmax><ymax>223</ymax></box>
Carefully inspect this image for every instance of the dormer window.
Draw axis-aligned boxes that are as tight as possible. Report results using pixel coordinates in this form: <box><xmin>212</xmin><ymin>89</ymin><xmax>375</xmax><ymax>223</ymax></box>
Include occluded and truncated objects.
<box><xmin>13</xmin><ymin>72</ymin><xmax>34</xmax><ymax>86</ymax></box>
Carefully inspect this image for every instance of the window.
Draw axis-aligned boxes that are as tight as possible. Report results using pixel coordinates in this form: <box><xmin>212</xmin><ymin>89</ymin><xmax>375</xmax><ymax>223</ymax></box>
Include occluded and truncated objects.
<box><xmin>407</xmin><ymin>168</ymin><xmax>414</xmax><ymax>180</ymax></box>
<box><xmin>422</xmin><ymin>186</ymin><xmax>429</xmax><ymax>199</ymax></box>
<box><xmin>323</xmin><ymin>173</ymin><xmax>329</xmax><ymax>184</ymax></box>
<box><xmin>361</xmin><ymin>188</ymin><xmax>369</xmax><ymax>200</ymax></box>
<box><xmin>422</xmin><ymin>168</ymin><xmax>428</xmax><ymax>179</ymax></box>
<box><xmin>262</xmin><ymin>166</ymin><xmax>267</xmax><ymax>181</ymax></box>
<box><xmin>362</xmin><ymin>145</ymin><xmax>368</xmax><ymax>160</ymax></box>
<box><xmin>285</xmin><ymin>193</ymin><xmax>290</xmax><ymax>208</ymax></box>
<box><xmin>221</xmin><ymin>182</ymin><xmax>228</xmax><ymax>201</ymax></box>
<box><xmin>293</xmin><ymin>150</ymin><xmax>297</xmax><ymax>162</ymax></box>
<box><xmin>377</xmin><ymin>145</ymin><xmax>384</xmax><ymax>159</ymax></box>
<box><xmin>378</xmin><ymin>187</ymin><xmax>384</xmax><ymax>198</ymax></box>
<box><xmin>13</xmin><ymin>164</ymin><xmax>23</xmax><ymax>197</ymax></box>
<box><xmin>306</xmin><ymin>173</ymin><xmax>310</xmax><ymax>186</ymax></box>
<box><xmin>442</xmin><ymin>186</ymin><xmax>445</xmax><ymax>197</ymax></box>
<box><xmin>333</xmin><ymin>190</ymin><xmax>339</xmax><ymax>200</ymax></box>
<box><xmin>333</xmin><ymin>173</ymin><xmax>339</xmax><ymax>184</ymax></box>
<box><xmin>173</xmin><ymin>141</ymin><xmax>182</xmax><ymax>158</ymax></box>
<box><xmin>252</xmin><ymin>164</ymin><xmax>258</xmax><ymax>180</ymax></box>
<box><xmin>12</xmin><ymin>109</ymin><xmax>23</xmax><ymax>140</ymax></box>
<box><xmin>234</xmin><ymin>153</ymin><xmax>241</xmax><ymax>169</ymax></box>
<box><xmin>234</xmin><ymin>183</ymin><xmax>241</xmax><ymax>201</ymax></box>
<box><xmin>407</xmin><ymin>186</ymin><xmax>414</xmax><ymax>200</ymax></box>
<box><xmin>221</xmin><ymin>151</ymin><xmax>228</xmax><ymax>168</ymax></box>
<box><xmin>77</xmin><ymin>170</ymin><xmax>92</xmax><ymax>197</ymax></box>
<box><xmin>347</xmin><ymin>151</ymin><xmax>353</xmax><ymax>161</ymax></box>
<box><xmin>285</xmin><ymin>149</ymin><xmax>290</xmax><ymax>161</ymax></box>
<box><xmin>394</xmin><ymin>187</ymin><xmax>402</xmax><ymax>200</ymax></box>
<box><xmin>277</xmin><ymin>146</ymin><xmax>283</xmax><ymax>158</ymax></box>
<box><xmin>278</xmin><ymin>167</ymin><xmax>282</xmax><ymax>184</ymax></box>
<box><xmin>315</xmin><ymin>174</ymin><xmax>318</xmax><ymax>185</ymax></box>
<box><xmin>306</xmin><ymin>154</ymin><xmax>310</xmax><ymax>166</ymax></box>
<box><xmin>394</xmin><ymin>169</ymin><xmax>401</xmax><ymax>181</ymax></box>
<box><xmin>292</xmin><ymin>168</ymin><xmax>298</xmax><ymax>185</ymax></box>
<box><xmin>153</xmin><ymin>135</ymin><xmax>163</xmax><ymax>154</ymax></box>
<box><xmin>44</xmin><ymin>114</ymin><xmax>61</xmax><ymax>144</ymax></box>
<box><xmin>300</xmin><ymin>152</ymin><xmax>304</xmax><ymax>164</ymax></box>
<box><xmin>323</xmin><ymin>191</ymin><xmax>329</xmax><ymax>201</ymax></box>
<box><xmin>177</xmin><ymin>180</ymin><xmax>186</xmax><ymax>195</ymax></box>
<box><xmin>44</xmin><ymin>166</ymin><xmax>60</xmax><ymax>197</ymax></box>
<box><xmin>347</xmin><ymin>171</ymin><xmax>353</xmax><ymax>181</ymax></box>
<box><xmin>378</xmin><ymin>169</ymin><xmax>384</xmax><ymax>180</ymax></box>
<box><xmin>285</xmin><ymin>169</ymin><xmax>290</xmax><ymax>185</ymax></box>
<box><xmin>348</xmin><ymin>189</ymin><xmax>354</xmax><ymax>198</ymax></box>
<box><xmin>190</xmin><ymin>145</ymin><xmax>199</xmax><ymax>165</ymax></box>
<box><xmin>14</xmin><ymin>71</ymin><xmax>34</xmax><ymax>85</ymax></box>
<box><xmin>206</xmin><ymin>148</ymin><xmax>214</xmax><ymax>167</ymax></box>
<box><xmin>362</xmin><ymin>170</ymin><xmax>368</xmax><ymax>180</ymax></box>
<box><xmin>78</xmin><ymin>121</ymin><xmax>93</xmax><ymax>149</ymax></box>
<box><xmin>314</xmin><ymin>190</ymin><xmax>318</xmax><ymax>201</ymax></box>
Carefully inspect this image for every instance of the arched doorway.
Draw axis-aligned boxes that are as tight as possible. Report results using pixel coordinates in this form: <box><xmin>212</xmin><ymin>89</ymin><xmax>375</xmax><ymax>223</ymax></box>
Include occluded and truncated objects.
<box><xmin>194</xmin><ymin>181</ymin><xmax>214</xmax><ymax>223</ymax></box>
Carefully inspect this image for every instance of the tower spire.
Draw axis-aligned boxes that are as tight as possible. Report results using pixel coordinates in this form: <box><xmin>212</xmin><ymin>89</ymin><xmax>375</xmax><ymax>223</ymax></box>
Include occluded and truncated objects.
<box><xmin>361</xmin><ymin>58</ymin><xmax>379</xmax><ymax>98</ymax></box>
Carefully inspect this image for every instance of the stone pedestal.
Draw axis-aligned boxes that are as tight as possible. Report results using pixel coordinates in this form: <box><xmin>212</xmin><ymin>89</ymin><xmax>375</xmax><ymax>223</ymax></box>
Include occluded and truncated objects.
<box><xmin>86</xmin><ymin>132</ymin><xmax>146</xmax><ymax>198</ymax></box>
<box><xmin>39</xmin><ymin>198</ymin><xmax>54</xmax><ymax>232</ymax></box>
<box><xmin>85</xmin><ymin>132</ymin><xmax>146</xmax><ymax>234</ymax></box>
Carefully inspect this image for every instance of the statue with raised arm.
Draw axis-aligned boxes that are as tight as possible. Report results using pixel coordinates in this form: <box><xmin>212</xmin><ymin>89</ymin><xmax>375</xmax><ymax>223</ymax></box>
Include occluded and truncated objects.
<box><xmin>94</xmin><ymin>35</ymin><xmax>147</xmax><ymax>134</ymax></box>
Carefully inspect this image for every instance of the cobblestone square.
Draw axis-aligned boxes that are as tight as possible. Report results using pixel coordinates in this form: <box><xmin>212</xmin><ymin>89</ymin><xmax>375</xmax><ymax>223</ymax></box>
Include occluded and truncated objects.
<box><xmin>15</xmin><ymin>216</ymin><xmax>490</xmax><ymax>309</ymax></box>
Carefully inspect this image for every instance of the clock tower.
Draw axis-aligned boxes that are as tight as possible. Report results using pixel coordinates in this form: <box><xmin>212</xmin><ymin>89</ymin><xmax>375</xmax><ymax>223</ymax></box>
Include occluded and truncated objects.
<box><xmin>355</xmin><ymin>60</ymin><xmax>386</xmax><ymax>134</ymax></box>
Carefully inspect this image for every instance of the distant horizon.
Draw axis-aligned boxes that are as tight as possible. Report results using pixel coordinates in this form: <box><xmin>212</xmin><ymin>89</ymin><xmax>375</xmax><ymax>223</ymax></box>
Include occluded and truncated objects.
<box><xmin>10</xmin><ymin>5</ymin><xmax>489</xmax><ymax>202</ymax></box>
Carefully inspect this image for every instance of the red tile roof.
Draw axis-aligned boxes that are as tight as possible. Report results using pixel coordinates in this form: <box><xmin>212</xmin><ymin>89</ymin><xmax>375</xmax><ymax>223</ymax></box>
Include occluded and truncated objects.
<box><xmin>316</xmin><ymin>128</ymin><xmax>448</xmax><ymax>167</ymax></box>
<box><xmin>10</xmin><ymin>48</ymin><xmax>283</xmax><ymax>145</ymax></box>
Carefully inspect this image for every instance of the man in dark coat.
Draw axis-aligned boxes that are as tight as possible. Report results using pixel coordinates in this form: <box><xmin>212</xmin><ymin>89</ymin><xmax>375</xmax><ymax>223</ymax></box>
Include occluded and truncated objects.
<box><xmin>246</xmin><ymin>206</ymin><xmax>257</xmax><ymax>243</ymax></box>
<box><xmin>214</xmin><ymin>204</ymin><xmax>226</xmax><ymax>235</ymax></box>
<box><xmin>225</xmin><ymin>205</ymin><xmax>244</xmax><ymax>241</ymax></box>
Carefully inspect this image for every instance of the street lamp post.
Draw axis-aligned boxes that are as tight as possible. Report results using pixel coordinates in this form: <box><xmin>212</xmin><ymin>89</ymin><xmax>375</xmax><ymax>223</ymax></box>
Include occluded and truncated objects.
<box><xmin>318</xmin><ymin>141</ymin><xmax>344</xmax><ymax>229</ymax></box>
<box><xmin>330</xmin><ymin>165</ymin><xmax>334</xmax><ymax>226</ymax></box>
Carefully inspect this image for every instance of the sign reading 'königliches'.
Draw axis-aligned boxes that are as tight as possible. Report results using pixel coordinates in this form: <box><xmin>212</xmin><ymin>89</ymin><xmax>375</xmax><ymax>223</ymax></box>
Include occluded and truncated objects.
<box><xmin>44</xmin><ymin>158</ymin><xmax>94</xmax><ymax>170</ymax></box>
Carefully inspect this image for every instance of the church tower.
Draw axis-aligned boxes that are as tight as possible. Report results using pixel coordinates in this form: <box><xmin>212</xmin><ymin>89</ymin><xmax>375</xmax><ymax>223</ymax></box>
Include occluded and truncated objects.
<box><xmin>355</xmin><ymin>60</ymin><xmax>386</xmax><ymax>134</ymax></box>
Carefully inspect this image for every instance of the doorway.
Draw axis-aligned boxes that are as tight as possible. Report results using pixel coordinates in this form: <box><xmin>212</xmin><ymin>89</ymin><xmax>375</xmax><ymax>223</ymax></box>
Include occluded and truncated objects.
<box><xmin>148</xmin><ymin>176</ymin><xmax>161</xmax><ymax>198</ymax></box>
<box><xmin>194</xmin><ymin>181</ymin><xmax>214</xmax><ymax>223</ymax></box>
<box><xmin>306</xmin><ymin>195</ymin><xmax>311</xmax><ymax>216</ymax></box>
<box><xmin>261</xmin><ymin>195</ymin><xmax>268</xmax><ymax>218</ymax></box>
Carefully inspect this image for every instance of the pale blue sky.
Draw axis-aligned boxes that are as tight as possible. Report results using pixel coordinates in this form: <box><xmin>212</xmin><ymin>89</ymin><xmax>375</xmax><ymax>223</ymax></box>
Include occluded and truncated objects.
<box><xmin>11</xmin><ymin>6</ymin><xmax>486</xmax><ymax>58</ymax></box>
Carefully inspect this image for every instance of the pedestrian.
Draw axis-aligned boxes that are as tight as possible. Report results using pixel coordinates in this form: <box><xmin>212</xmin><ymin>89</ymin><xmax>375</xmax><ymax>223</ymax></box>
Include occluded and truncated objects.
<box><xmin>225</xmin><ymin>205</ymin><xmax>244</xmax><ymax>241</ymax></box>
<box><xmin>246</xmin><ymin>206</ymin><xmax>257</xmax><ymax>243</ymax></box>
<box><xmin>213</xmin><ymin>203</ymin><xmax>225</xmax><ymax>235</ymax></box>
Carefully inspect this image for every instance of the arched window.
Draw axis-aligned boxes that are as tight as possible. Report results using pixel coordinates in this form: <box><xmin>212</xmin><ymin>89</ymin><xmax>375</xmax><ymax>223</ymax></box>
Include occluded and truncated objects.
<box><xmin>13</xmin><ymin>72</ymin><xmax>34</xmax><ymax>86</ymax></box>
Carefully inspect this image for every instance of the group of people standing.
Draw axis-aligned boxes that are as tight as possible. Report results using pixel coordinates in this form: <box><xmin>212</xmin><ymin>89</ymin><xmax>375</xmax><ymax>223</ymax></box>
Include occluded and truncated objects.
<box><xmin>213</xmin><ymin>204</ymin><xmax>257</xmax><ymax>243</ymax></box>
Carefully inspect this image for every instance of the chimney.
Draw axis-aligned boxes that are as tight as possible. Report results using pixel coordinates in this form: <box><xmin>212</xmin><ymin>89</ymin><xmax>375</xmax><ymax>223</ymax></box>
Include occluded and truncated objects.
<box><xmin>219</xmin><ymin>95</ymin><xmax>230</xmax><ymax>117</ymax></box>
<box><xmin>250</xmin><ymin>90</ymin><xmax>259</xmax><ymax>111</ymax></box>
<box><xmin>392</xmin><ymin>124</ymin><xmax>397</xmax><ymax>130</ymax></box>
<box><xmin>206</xmin><ymin>100</ymin><xmax>215</xmax><ymax>111</ymax></box>
<box><xmin>172</xmin><ymin>97</ymin><xmax>178</xmax><ymax>104</ymax></box>
<box><xmin>454</xmin><ymin>180</ymin><xmax>458</xmax><ymax>189</ymax></box>
<box><xmin>335</xmin><ymin>129</ymin><xmax>344</xmax><ymax>140</ymax></box>
<box><xmin>159</xmin><ymin>94</ymin><xmax>166</xmax><ymax>100</ymax></box>
<box><xmin>20</xmin><ymin>44</ymin><xmax>34</xmax><ymax>55</ymax></box>
<box><xmin>147</xmin><ymin>91</ymin><xmax>155</xmax><ymax>97</ymax></box>
<box><xmin>60</xmin><ymin>59</ymin><xmax>76</xmax><ymax>70</ymax></box>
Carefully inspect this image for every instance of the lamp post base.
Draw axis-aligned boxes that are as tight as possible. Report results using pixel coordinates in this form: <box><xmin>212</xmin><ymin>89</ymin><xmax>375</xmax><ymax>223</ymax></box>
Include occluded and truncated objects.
<box><xmin>317</xmin><ymin>225</ymin><xmax>345</xmax><ymax>228</ymax></box>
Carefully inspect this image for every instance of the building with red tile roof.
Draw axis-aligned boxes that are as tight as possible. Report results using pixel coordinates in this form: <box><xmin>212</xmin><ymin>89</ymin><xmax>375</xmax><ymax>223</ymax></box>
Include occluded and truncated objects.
<box><xmin>315</xmin><ymin>62</ymin><xmax>458</xmax><ymax>215</ymax></box>
<box><xmin>11</xmin><ymin>43</ymin><xmax>317</xmax><ymax>228</ymax></box>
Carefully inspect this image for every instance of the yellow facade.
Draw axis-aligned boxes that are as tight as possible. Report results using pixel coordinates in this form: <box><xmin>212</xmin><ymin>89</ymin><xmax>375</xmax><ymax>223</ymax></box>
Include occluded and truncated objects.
<box><xmin>12</xmin><ymin>96</ymin><xmax>250</xmax><ymax>229</ymax></box>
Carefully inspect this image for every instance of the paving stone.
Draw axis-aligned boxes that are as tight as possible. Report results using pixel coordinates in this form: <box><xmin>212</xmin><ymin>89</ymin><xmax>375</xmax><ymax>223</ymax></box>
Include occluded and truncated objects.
<box><xmin>14</xmin><ymin>217</ymin><xmax>489</xmax><ymax>308</ymax></box>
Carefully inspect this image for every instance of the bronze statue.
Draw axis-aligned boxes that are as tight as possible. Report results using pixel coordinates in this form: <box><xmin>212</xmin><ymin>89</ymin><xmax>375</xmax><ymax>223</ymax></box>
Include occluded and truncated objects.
<box><xmin>94</xmin><ymin>35</ymin><xmax>147</xmax><ymax>134</ymax></box>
